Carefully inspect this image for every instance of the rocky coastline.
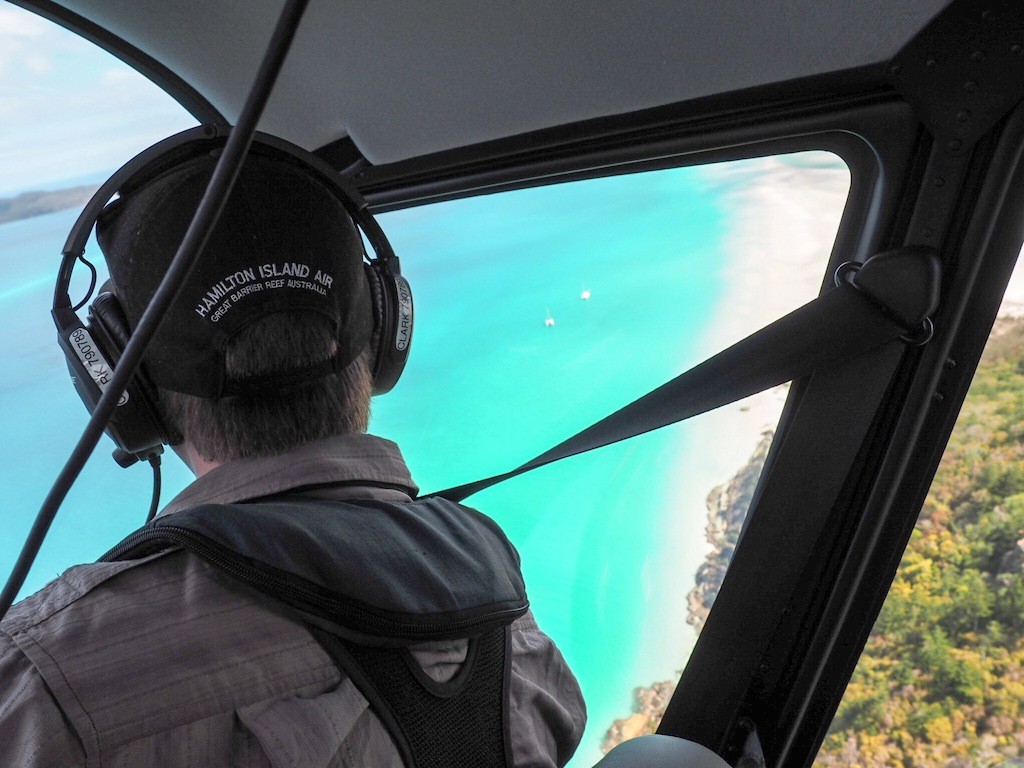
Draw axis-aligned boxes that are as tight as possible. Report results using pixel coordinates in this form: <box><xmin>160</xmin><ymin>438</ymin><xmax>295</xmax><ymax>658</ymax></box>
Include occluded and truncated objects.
<box><xmin>601</xmin><ymin>431</ymin><xmax>774</xmax><ymax>753</ymax></box>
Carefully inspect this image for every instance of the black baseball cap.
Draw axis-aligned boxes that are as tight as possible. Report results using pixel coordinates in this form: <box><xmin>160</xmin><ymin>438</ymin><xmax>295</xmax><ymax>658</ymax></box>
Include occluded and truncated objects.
<box><xmin>96</xmin><ymin>151</ymin><xmax>374</xmax><ymax>398</ymax></box>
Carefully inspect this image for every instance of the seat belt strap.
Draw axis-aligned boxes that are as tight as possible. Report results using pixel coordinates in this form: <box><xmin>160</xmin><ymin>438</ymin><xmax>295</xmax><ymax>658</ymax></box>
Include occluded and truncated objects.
<box><xmin>432</xmin><ymin>247</ymin><xmax>941</xmax><ymax>502</ymax></box>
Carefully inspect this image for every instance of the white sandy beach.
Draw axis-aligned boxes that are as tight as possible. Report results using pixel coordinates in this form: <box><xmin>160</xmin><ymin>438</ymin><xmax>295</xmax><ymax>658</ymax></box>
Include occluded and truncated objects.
<box><xmin>644</xmin><ymin>155</ymin><xmax>853</xmax><ymax>680</ymax></box>
<box><xmin>654</xmin><ymin>155</ymin><xmax>1024</xmax><ymax>682</ymax></box>
<box><xmin>687</xmin><ymin>155</ymin><xmax>851</xmax><ymax>503</ymax></box>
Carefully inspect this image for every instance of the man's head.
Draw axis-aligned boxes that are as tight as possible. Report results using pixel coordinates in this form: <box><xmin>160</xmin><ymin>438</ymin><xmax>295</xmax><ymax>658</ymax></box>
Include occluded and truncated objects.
<box><xmin>161</xmin><ymin>314</ymin><xmax>373</xmax><ymax>466</ymax></box>
<box><xmin>95</xmin><ymin>149</ymin><xmax>376</xmax><ymax>467</ymax></box>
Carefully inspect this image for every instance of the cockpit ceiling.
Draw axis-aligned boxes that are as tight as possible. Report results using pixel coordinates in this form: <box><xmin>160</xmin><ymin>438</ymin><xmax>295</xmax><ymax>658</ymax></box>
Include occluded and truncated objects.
<box><xmin>49</xmin><ymin>0</ymin><xmax>951</xmax><ymax>165</ymax></box>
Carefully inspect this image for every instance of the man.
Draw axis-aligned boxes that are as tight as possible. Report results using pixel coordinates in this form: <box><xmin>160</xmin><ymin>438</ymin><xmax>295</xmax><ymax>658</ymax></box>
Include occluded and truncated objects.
<box><xmin>0</xmin><ymin>147</ymin><xmax>586</xmax><ymax>766</ymax></box>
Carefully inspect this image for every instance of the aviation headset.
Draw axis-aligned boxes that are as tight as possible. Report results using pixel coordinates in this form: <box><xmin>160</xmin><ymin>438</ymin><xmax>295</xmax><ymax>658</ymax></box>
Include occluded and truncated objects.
<box><xmin>52</xmin><ymin>124</ymin><xmax>413</xmax><ymax>463</ymax></box>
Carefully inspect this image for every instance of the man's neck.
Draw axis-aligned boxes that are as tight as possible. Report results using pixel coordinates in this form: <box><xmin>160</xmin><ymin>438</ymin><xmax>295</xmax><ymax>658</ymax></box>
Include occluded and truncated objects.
<box><xmin>172</xmin><ymin>443</ymin><xmax>221</xmax><ymax>478</ymax></box>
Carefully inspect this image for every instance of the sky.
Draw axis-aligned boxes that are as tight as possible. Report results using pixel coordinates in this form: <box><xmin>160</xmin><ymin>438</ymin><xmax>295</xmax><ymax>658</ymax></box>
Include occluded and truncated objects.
<box><xmin>0</xmin><ymin>3</ymin><xmax>196</xmax><ymax>197</ymax></box>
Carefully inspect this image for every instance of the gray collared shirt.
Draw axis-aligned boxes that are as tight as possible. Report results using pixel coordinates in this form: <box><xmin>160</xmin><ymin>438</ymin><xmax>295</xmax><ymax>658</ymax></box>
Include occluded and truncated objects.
<box><xmin>0</xmin><ymin>434</ymin><xmax>586</xmax><ymax>767</ymax></box>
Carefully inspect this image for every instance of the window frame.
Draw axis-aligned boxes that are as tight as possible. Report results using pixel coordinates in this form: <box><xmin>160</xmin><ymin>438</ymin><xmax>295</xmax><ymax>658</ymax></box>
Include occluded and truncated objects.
<box><xmin>360</xmin><ymin>95</ymin><xmax>935</xmax><ymax>765</ymax></box>
<box><xmin>356</xmin><ymin>96</ymin><xmax>1024</xmax><ymax>765</ymax></box>
<box><xmin>776</xmin><ymin>107</ymin><xmax>1024</xmax><ymax>767</ymax></box>
<box><xmin>13</xmin><ymin>5</ymin><xmax>1024</xmax><ymax>761</ymax></box>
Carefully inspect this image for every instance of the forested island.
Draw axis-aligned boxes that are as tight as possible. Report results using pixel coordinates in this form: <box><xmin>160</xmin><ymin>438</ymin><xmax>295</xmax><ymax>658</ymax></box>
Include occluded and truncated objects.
<box><xmin>0</xmin><ymin>185</ymin><xmax>98</xmax><ymax>225</ymax></box>
<box><xmin>604</xmin><ymin>318</ymin><xmax>1024</xmax><ymax>765</ymax></box>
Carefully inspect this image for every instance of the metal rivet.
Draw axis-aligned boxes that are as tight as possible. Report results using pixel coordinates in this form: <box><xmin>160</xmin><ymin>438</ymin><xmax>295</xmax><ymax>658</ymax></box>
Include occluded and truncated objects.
<box><xmin>964</xmin><ymin>80</ymin><xmax>979</xmax><ymax>92</ymax></box>
<box><xmin>971</xmin><ymin>50</ymin><xmax>986</xmax><ymax>63</ymax></box>
<box><xmin>926</xmin><ymin>58</ymin><xmax>938</xmax><ymax>68</ymax></box>
<box><xmin>981</xmin><ymin>9</ymin><xmax>995</xmax><ymax>21</ymax></box>
<box><xmin>957</xmin><ymin>110</ymin><xmax>972</xmax><ymax>123</ymax></box>
<box><xmin>1012</xmin><ymin>43</ymin><xmax>1024</xmax><ymax>55</ymax></box>
<box><xmin>948</xmin><ymin>139</ymin><xmax>962</xmax><ymax>151</ymax></box>
<box><xmin>933</xmin><ymin>392</ymin><xmax>945</xmax><ymax>403</ymax></box>
<box><xmin>922</xmin><ymin>228</ymin><xmax>934</xmax><ymax>238</ymax></box>
<box><xmin>889</xmin><ymin>63</ymin><xmax>902</xmax><ymax>75</ymax></box>
<box><xmin>945</xmin><ymin>358</ymin><xmax>957</xmax><ymax>370</ymax></box>
<box><xmin>934</xmin><ymin>177</ymin><xmax>945</xmax><ymax>188</ymax></box>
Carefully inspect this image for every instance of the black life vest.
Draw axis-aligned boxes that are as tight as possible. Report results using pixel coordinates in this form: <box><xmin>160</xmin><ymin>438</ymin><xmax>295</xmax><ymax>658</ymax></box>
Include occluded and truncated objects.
<box><xmin>102</xmin><ymin>496</ymin><xmax>530</xmax><ymax>767</ymax></box>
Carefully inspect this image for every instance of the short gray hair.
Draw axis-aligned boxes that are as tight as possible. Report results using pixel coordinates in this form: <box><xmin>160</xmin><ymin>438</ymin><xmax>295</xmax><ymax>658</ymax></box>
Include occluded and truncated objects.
<box><xmin>161</xmin><ymin>311</ymin><xmax>372</xmax><ymax>462</ymax></box>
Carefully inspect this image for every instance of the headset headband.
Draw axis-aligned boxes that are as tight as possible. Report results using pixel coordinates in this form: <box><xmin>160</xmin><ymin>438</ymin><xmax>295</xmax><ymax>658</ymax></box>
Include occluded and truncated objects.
<box><xmin>55</xmin><ymin>125</ymin><xmax>399</xmax><ymax>314</ymax></box>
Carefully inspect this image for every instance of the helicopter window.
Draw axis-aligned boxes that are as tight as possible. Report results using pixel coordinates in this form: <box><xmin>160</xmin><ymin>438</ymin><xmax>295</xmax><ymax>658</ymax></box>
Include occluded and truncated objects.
<box><xmin>816</xmin><ymin>253</ymin><xmax>1024</xmax><ymax>767</ymax></box>
<box><xmin>0</xmin><ymin>3</ymin><xmax>197</xmax><ymax>596</ymax></box>
<box><xmin>0</xmin><ymin>6</ymin><xmax>861</xmax><ymax>764</ymax></box>
<box><xmin>2</xmin><ymin>135</ymin><xmax>851</xmax><ymax>764</ymax></box>
<box><xmin>0</xmin><ymin>4</ymin><xmax>197</xmax><ymax>199</ymax></box>
<box><xmin>371</xmin><ymin>154</ymin><xmax>851</xmax><ymax>764</ymax></box>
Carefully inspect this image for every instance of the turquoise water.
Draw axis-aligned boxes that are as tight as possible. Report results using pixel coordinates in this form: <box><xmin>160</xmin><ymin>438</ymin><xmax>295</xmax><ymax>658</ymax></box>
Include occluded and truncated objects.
<box><xmin>0</xmin><ymin>167</ymin><xmax>726</xmax><ymax>766</ymax></box>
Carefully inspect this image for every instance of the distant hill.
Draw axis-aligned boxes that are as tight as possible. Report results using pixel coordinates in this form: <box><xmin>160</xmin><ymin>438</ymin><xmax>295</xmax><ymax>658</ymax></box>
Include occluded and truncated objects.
<box><xmin>0</xmin><ymin>185</ymin><xmax>98</xmax><ymax>226</ymax></box>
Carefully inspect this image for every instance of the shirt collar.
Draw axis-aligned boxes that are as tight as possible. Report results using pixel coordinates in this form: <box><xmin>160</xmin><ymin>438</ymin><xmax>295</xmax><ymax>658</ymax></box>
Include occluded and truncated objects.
<box><xmin>159</xmin><ymin>433</ymin><xmax>418</xmax><ymax>519</ymax></box>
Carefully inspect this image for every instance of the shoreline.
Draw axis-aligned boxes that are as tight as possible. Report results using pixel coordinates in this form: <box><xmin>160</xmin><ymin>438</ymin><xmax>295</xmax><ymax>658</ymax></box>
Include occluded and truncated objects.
<box><xmin>606</xmin><ymin>157</ymin><xmax>1024</xmax><ymax>753</ymax></box>
<box><xmin>687</xmin><ymin>154</ymin><xmax>851</xmax><ymax>486</ymax></box>
<box><xmin>0</xmin><ymin>185</ymin><xmax>98</xmax><ymax>226</ymax></box>
<box><xmin>620</xmin><ymin>155</ymin><xmax>854</xmax><ymax>711</ymax></box>
<box><xmin>676</xmin><ymin>156</ymin><xmax>850</xmax><ymax>670</ymax></box>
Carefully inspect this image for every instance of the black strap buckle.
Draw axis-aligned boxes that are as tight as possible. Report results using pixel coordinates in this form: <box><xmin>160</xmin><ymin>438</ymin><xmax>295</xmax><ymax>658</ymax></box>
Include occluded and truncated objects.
<box><xmin>834</xmin><ymin>249</ymin><xmax>940</xmax><ymax>347</ymax></box>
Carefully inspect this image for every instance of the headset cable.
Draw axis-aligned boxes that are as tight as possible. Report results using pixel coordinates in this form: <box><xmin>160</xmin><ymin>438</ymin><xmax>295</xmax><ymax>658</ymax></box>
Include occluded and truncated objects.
<box><xmin>0</xmin><ymin>0</ymin><xmax>312</xmax><ymax>621</ymax></box>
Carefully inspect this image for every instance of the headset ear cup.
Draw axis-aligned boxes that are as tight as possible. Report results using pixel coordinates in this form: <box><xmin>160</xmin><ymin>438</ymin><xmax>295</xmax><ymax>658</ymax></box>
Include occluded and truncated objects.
<box><xmin>363</xmin><ymin>262</ymin><xmax>390</xmax><ymax>393</ymax></box>
<box><xmin>90</xmin><ymin>291</ymin><xmax>131</xmax><ymax>350</ymax></box>
<box><xmin>87</xmin><ymin>291</ymin><xmax>172</xmax><ymax>452</ymax></box>
<box><xmin>364</xmin><ymin>261</ymin><xmax>386</xmax><ymax>358</ymax></box>
<box><xmin>362</xmin><ymin>262</ymin><xmax>412</xmax><ymax>395</ymax></box>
